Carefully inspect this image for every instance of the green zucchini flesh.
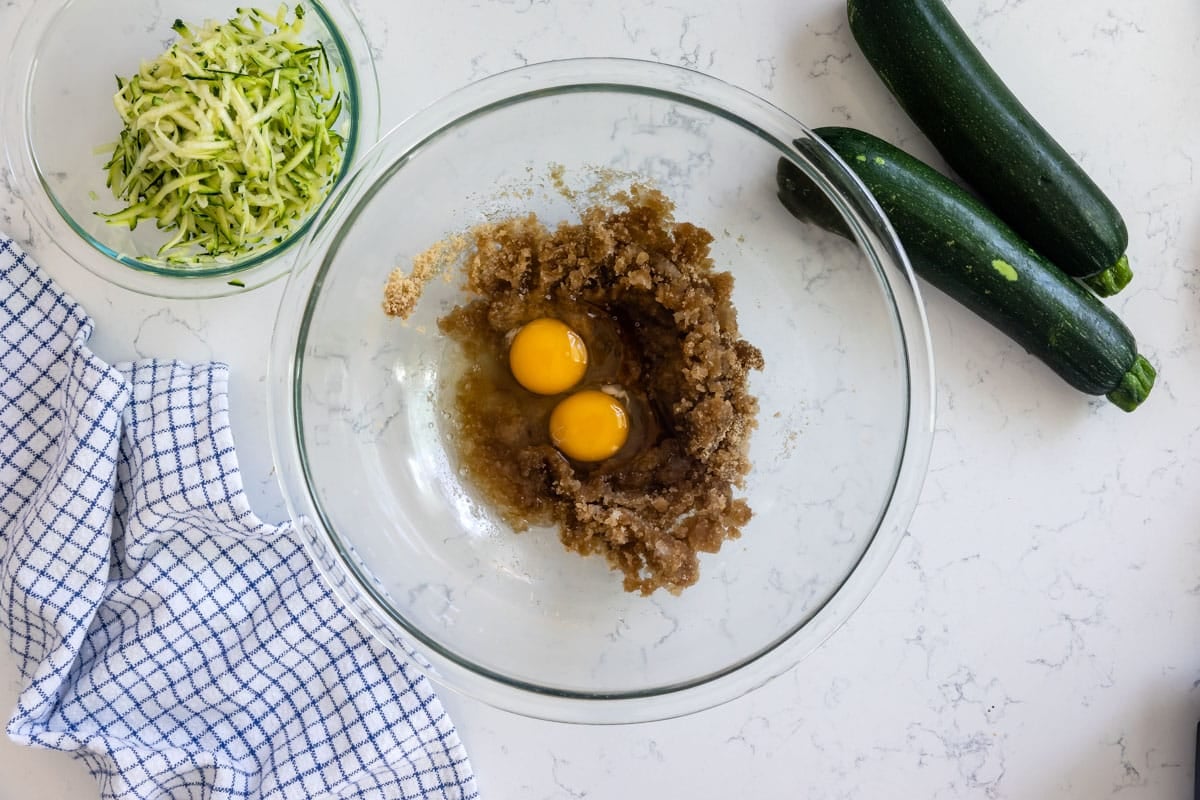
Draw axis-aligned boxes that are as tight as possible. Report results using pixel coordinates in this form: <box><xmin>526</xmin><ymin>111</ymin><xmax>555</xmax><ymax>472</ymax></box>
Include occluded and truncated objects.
<box><xmin>777</xmin><ymin>127</ymin><xmax>1154</xmax><ymax>411</ymax></box>
<box><xmin>846</xmin><ymin>0</ymin><xmax>1131</xmax><ymax>294</ymax></box>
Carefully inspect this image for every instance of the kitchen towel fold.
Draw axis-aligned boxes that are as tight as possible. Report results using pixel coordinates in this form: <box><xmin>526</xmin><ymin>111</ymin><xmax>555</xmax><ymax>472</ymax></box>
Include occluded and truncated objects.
<box><xmin>0</xmin><ymin>235</ymin><xmax>478</xmax><ymax>800</ymax></box>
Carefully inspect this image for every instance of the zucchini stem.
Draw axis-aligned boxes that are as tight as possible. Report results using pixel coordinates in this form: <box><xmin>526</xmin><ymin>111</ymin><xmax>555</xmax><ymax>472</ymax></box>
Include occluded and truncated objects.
<box><xmin>1081</xmin><ymin>254</ymin><xmax>1133</xmax><ymax>297</ymax></box>
<box><xmin>1106</xmin><ymin>354</ymin><xmax>1156</xmax><ymax>412</ymax></box>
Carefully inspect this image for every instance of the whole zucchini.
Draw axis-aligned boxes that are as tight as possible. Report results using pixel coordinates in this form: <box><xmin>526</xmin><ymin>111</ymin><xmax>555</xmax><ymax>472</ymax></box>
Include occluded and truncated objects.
<box><xmin>777</xmin><ymin>127</ymin><xmax>1155</xmax><ymax>411</ymax></box>
<box><xmin>846</xmin><ymin>0</ymin><xmax>1132</xmax><ymax>296</ymax></box>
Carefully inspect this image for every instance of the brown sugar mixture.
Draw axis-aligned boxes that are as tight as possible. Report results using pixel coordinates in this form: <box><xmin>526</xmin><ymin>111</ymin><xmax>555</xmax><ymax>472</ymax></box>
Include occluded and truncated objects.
<box><xmin>386</xmin><ymin>186</ymin><xmax>764</xmax><ymax>595</ymax></box>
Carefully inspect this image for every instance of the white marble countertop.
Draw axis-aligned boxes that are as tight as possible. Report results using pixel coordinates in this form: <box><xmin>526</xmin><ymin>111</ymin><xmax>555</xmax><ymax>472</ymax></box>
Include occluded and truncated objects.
<box><xmin>2</xmin><ymin>0</ymin><xmax>1199</xmax><ymax>797</ymax></box>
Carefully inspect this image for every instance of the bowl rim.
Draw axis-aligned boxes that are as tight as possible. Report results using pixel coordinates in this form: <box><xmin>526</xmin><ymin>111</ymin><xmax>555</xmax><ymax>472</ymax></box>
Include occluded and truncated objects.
<box><xmin>268</xmin><ymin>56</ymin><xmax>936</xmax><ymax>723</ymax></box>
<box><xmin>1</xmin><ymin>0</ymin><xmax>381</xmax><ymax>298</ymax></box>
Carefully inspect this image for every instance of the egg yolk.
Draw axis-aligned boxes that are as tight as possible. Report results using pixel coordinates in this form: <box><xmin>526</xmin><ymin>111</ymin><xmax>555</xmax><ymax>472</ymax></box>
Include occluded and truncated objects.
<box><xmin>508</xmin><ymin>318</ymin><xmax>588</xmax><ymax>395</ymax></box>
<box><xmin>549</xmin><ymin>390</ymin><xmax>629</xmax><ymax>462</ymax></box>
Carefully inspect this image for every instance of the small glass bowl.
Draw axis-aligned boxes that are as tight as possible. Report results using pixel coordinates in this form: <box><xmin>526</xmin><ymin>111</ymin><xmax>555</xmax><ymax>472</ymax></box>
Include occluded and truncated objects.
<box><xmin>2</xmin><ymin>0</ymin><xmax>380</xmax><ymax>298</ymax></box>
<box><xmin>270</xmin><ymin>58</ymin><xmax>935</xmax><ymax>723</ymax></box>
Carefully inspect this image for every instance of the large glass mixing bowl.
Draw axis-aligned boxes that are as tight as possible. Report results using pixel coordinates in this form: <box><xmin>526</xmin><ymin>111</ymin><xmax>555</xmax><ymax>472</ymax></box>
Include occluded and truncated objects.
<box><xmin>269</xmin><ymin>58</ymin><xmax>934</xmax><ymax>723</ymax></box>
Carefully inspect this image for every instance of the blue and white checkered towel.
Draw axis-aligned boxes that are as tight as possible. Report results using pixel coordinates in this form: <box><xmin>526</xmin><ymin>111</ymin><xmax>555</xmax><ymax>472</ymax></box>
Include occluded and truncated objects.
<box><xmin>0</xmin><ymin>235</ymin><xmax>478</xmax><ymax>799</ymax></box>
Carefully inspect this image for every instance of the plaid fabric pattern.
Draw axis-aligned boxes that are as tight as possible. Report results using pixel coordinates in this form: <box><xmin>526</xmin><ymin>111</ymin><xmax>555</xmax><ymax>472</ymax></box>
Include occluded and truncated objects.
<box><xmin>0</xmin><ymin>236</ymin><xmax>478</xmax><ymax>799</ymax></box>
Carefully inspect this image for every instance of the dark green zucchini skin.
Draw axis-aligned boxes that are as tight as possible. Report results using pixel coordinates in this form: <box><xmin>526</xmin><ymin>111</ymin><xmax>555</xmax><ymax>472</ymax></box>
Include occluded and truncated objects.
<box><xmin>777</xmin><ymin>127</ymin><xmax>1154</xmax><ymax>410</ymax></box>
<box><xmin>846</xmin><ymin>0</ymin><xmax>1130</xmax><ymax>290</ymax></box>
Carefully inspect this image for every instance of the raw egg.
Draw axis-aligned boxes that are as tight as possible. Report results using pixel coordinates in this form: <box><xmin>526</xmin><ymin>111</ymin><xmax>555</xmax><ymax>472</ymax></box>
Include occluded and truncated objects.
<box><xmin>508</xmin><ymin>318</ymin><xmax>588</xmax><ymax>395</ymax></box>
<box><xmin>549</xmin><ymin>390</ymin><xmax>629</xmax><ymax>462</ymax></box>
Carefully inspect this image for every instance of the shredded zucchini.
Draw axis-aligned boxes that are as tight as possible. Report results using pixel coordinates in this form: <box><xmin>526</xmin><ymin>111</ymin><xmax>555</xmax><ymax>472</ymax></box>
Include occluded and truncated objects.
<box><xmin>99</xmin><ymin>4</ymin><xmax>346</xmax><ymax>264</ymax></box>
